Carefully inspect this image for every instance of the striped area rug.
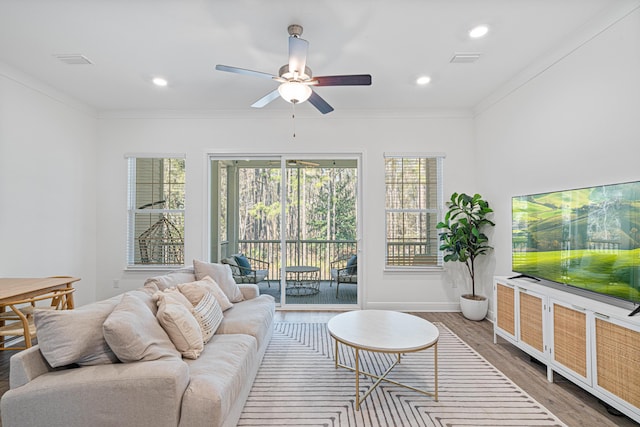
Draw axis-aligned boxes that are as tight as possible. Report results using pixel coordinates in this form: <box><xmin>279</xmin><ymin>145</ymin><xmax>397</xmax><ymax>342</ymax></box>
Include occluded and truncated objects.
<box><xmin>239</xmin><ymin>322</ymin><xmax>567</xmax><ymax>426</ymax></box>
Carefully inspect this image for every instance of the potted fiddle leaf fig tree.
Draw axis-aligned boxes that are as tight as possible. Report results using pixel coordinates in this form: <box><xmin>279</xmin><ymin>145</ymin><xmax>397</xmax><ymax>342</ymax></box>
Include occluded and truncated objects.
<box><xmin>437</xmin><ymin>192</ymin><xmax>495</xmax><ymax>321</ymax></box>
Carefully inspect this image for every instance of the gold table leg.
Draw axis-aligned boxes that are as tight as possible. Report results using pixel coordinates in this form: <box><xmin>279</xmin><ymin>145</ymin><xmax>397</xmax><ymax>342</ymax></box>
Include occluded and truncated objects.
<box><xmin>434</xmin><ymin>341</ymin><xmax>438</xmax><ymax>401</ymax></box>
<box><xmin>332</xmin><ymin>340</ymin><xmax>439</xmax><ymax>410</ymax></box>
<box><xmin>355</xmin><ymin>348</ymin><xmax>360</xmax><ymax>409</ymax></box>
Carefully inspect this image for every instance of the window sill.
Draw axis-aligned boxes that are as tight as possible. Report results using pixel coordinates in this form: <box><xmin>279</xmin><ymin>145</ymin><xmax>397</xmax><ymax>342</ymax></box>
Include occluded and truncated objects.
<box><xmin>124</xmin><ymin>265</ymin><xmax>187</xmax><ymax>273</ymax></box>
<box><xmin>383</xmin><ymin>266</ymin><xmax>444</xmax><ymax>273</ymax></box>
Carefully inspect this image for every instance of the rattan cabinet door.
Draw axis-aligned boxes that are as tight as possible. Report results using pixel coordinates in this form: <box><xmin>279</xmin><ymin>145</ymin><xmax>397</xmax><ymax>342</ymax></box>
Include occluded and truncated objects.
<box><xmin>550</xmin><ymin>300</ymin><xmax>590</xmax><ymax>386</ymax></box>
<box><xmin>495</xmin><ymin>282</ymin><xmax>516</xmax><ymax>339</ymax></box>
<box><xmin>518</xmin><ymin>289</ymin><xmax>544</xmax><ymax>355</ymax></box>
<box><xmin>594</xmin><ymin>315</ymin><xmax>640</xmax><ymax>412</ymax></box>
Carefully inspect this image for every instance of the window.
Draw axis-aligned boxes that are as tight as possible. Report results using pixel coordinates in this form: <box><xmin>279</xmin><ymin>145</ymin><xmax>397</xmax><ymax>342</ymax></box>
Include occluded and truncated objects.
<box><xmin>127</xmin><ymin>156</ymin><xmax>185</xmax><ymax>267</ymax></box>
<box><xmin>384</xmin><ymin>154</ymin><xmax>443</xmax><ymax>268</ymax></box>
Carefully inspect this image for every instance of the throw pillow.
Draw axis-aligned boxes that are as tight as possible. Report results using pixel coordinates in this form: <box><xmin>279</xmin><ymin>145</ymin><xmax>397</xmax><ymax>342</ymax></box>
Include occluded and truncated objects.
<box><xmin>153</xmin><ymin>286</ymin><xmax>193</xmax><ymax>310</ymax></box>
<box><xmin>177</xmin><ymin>276</ymin><xmax>234</xmax><ymax>311</ymax></box>
<box><xmin>191</xmin><ymin>290</ymin><xmax>223</xmax><ymax>344</ymax></box>
<box><xmin>220</xmin><ymin>256</ymin><xmax>241</xmax><ymax>276</ymax></box>
<box><xmin>143</xmin><ymin>269</ymin><xmax>197</xmax><ymax>291</ymax></box>
<box><xmin>193</xmin><ymin>260</ymin><xmax>244</xmax><ymax>302</ymax></box>
<box><xmin>155</xmin><ymin>292</ymin><xmax>203</xmax><ymax>359</ymax></box>
<box><xmin>34</xmin><ymin>297</ymin><xmax>120</xmax><ymax>368</ymax></box>
<box><xmin>346</xmin><ymin>255</ymin><xmax>358</xmax><ymax>275</ymax></box>
<box><xmin>234</xmin><ymin>254</ymin><xmax>252</xmax><ymax>275</ymax></box>
<box><xmin>103</xmin><ymin>292</ymin><xmax>180</xmax><ymax>363</ymax></box>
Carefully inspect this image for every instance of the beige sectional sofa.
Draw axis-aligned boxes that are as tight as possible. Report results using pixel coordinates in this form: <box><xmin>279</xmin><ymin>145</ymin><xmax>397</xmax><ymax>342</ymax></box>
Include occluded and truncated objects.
<box><xmin>0</xmin><ymin>262</ymin><xmax>275</xmax><ymax>427</ymax></box>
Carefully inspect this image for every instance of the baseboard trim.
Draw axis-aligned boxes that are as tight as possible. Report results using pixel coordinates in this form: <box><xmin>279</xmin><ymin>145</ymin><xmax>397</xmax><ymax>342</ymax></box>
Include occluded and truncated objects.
<box><xmin>364</xmin><ymin>301</ymin><xmax>460</xmax><ymax>312</ymax></box>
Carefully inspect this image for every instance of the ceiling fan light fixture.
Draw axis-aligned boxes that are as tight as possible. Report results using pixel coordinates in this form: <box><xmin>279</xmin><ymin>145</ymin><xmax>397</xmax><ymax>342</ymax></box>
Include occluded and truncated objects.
<box><xmin>469</xmin><ymin>25</ymin><xmax>489</xmax><ymax>39</ymax></box>
<box><xmin>152</xmin><ymin>77</ymin><xmax>168</xmax><ymax>87</ymax></box>
<box><xmin>416</xmin><ymin>75</ymin><xmax>432</xmax><ymax>85</ymax></box>
<box><xmin>278</xmin><ymin>81</ymin><xmax>312</xmax><ymax>104</ymax></box>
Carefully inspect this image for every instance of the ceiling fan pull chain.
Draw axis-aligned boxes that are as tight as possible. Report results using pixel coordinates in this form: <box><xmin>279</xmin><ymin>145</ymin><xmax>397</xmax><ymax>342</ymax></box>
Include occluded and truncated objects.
<box><xmin>292</xmin><ymin>102</ymin><xmax>296</xmax><ymax>138</ymax></box>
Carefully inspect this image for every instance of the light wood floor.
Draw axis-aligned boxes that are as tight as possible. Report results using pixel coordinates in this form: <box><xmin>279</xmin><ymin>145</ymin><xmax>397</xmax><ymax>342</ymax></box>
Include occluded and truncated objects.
<box><xmin>0</xmin><ymin>311</ymin><xmax>637</xmax><ymax>427</ymax></box>
<box><xmin>276</xmin><ymin>310</ymin><xmax>639</xmax><ymax>427</ymax></box>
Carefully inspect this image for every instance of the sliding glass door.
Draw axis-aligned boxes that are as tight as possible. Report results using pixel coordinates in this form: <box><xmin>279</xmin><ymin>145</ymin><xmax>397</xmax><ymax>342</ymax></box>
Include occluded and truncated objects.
<box><xmin>210</xmin><ymin>155</ymin><xmax>359</xmax><ymax>308</ymax></box>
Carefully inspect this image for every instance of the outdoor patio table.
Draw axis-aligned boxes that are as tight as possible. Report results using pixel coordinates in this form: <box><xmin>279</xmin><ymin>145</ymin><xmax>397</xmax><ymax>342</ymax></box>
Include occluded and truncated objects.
<box><xmin>285</xmin><ymin>266</ymin><xmax>320</xmax><ymax>296</ymax></box>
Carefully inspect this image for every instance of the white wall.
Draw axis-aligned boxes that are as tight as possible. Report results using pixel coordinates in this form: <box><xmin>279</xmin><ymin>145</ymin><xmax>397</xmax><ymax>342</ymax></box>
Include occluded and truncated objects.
<box><xmin>96</xmin><ymin>110</ymin><xmax>476</xmax><ymax>309</ymax></box>
<box><xmin>0</xmin><ymin>64</ymin><xmax>98</xmax><ymax>305</ymax></box>
<box><xmin>475</xmin><ymin>8</ymin><xmax>640</xmax><ymax>302</ymax></box>
<box><xmin>6</xmin><ymin>6</ymin><xmax>638</xmax><ymax>311</ymax></box>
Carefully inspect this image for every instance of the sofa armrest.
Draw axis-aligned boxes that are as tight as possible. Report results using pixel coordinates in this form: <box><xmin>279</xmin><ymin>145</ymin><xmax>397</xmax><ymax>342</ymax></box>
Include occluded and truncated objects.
<box><xmin>1</xmin><ymin>359</ymin><xmax>189</xmax><ymax>427</ymax></box>
<box><xmin>9</xmin><ymin>345</ymin><xmax>51</xmax><ymax>389</ymax></box>
<box><xmin>238</xmin><ymin>284</ymin><xmax>259</xmax><ymax>300</ymax></box>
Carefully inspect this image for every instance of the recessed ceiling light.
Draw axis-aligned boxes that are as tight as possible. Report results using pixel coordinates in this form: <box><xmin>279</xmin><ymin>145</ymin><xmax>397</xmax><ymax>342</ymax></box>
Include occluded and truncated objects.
<box><xmin>469</xmin><ymin>25</ymin><xmax>489</xmax><ymax>39</ymax></box>
<box><xmin>416</xmin><ymin>75</ymin><xmax>431</xmax><ymax>85</ymax></box>
<box><xmin>152</xmin><ymin>77</ymin><xmax>168</xmax><ymax>87</ymax></box>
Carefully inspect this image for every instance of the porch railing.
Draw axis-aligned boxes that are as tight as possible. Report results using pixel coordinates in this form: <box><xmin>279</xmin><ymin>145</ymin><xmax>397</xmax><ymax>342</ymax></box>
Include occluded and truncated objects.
<box><xmin>236</xmin><ymin>240</ymin><xmax>356</xmax><ymax>281</ymax></box>
<box><xmin>228</xmin><ymin>240</ymin><xmax>436</xmax><ymax>280</ymax></box>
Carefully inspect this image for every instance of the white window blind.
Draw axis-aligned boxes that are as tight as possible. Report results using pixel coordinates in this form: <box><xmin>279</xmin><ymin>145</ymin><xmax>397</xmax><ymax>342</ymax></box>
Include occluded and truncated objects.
<box><xmin>126</xmin><ymin>156</ymin><xmax>185</xmax><ymax>267</ymax></box>
<box><xmin>384</xmin><ymin>154</ymin><xmax>444</xmax><ymax>268</ymax></box>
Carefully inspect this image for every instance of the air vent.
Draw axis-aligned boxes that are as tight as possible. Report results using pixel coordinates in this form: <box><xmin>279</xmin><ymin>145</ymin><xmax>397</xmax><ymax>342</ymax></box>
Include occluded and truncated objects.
<box><xmin>54</xmin><ymin>54</ymin><xmax>93</xmax><ymax>65</ymax></box>
<box><xmin>450</xmin><ymin>53</ymin><xmax>482</xmax><ymax>64</ymax></box>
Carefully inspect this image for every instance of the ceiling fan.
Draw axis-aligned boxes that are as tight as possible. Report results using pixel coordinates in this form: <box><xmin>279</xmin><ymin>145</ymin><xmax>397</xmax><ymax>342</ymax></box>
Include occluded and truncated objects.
<box><xmin>215</xmin><ymin>24</ymin><xmax>372</xmax><ymax>114</ymax></box>
<box><xmin>268</xmin><ymin>159</ymin><xmax>320</xmax><ymax>167</ymax></box>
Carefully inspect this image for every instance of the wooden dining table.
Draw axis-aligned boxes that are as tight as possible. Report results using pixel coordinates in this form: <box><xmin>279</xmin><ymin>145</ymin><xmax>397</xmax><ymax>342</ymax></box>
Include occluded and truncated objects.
<box><xmin>0</xmin><ymin>277</ymin><xmax>80</xmax><ymax>308</ymax></box>
<box><xmin>0</xmin><ymin>277</ymin><xmax>80</xmax><ymax>349</ymax></box>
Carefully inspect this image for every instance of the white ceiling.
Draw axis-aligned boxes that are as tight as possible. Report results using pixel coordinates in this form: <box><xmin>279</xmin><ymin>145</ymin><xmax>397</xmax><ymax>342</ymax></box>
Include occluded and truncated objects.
<box><xmin>0</xmin><ymin>0</ymin><xmax>636</xmax><ymax>114</ymax></box>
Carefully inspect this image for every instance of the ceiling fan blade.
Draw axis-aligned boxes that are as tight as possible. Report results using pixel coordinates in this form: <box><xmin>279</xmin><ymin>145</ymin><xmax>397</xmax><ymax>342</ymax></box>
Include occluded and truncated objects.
<box><xmin>298</xmin><ymin>160</ymin><xmax>320</xmax><ymax>167</ymax></box>
<box><xmin>251</xmin><ymin>89</ymin><xmax>281</xmax><ymax>108</ymax></box>
<box><xmin>288</xmin><ymin>36</ymin><xmax>308</xmax><ymax>77</ymax></box>
<box><xmin>215</xmin><ymin>64</ymin><xmax>277</xmax><ymax>80</ymax></box>
<box><xmin>313</xmin><ymin>74</ymin><xmax>372</xmax><ymax>86</ymax></box>
<box><xmin>308</xmin><ymin>90</ymin><xmax>334</xmax><ymax>114</ymax></box>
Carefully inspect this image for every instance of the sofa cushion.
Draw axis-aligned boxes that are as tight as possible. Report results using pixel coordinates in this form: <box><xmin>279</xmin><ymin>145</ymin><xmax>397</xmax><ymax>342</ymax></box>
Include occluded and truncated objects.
<box><xmin>217</xmin><ymin>294</ymin><xmax>275</xmax><ymax>349</ymax></box>
<box><xmin>177</xmin><ymin>276</ymin><xmax>234</xmax><ymax>311</ymax></box>
<box><xmin>155</xmin><ymin>291</ymin><xmax>204</xmax><ymax>359</ymax></box>
<box><xmin>191</xmin><ymin>291</ymin><xmax>223</xmax><ymax>344</ymax></box>
<box><xmin>180</xmin><ymin>334</ymin><xmax>258</xmax><ymax>427</ymax></box>
<box><xmin>34</xmin><ymin>297</ymin><xmax>121</xmax><ymax>368</ymax></box>
<box><xmin>103</xmin><ymin>292</ymin><xmax>180</xmax><ymax>363</ymax></box>
<box><xmin>144</xmin><ymin>268</ymin><xmax>197</xmax><ymax>291</ymax></box>
<box><xmin>238</xmin><ymin>283</ymin><xmax>260</xmax><ymax>300</ymax></box>
<box><xmin>193</xmin><ymin>260</ymin><xmax>244</xmax><ymax>302</ymax></box>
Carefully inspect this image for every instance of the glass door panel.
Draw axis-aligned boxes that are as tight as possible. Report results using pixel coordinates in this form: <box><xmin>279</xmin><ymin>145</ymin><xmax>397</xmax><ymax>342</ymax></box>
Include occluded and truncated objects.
<box><xmin>283</xmin><ymin>158</ymin><xmax>358</xmax><ymax>306</ymax></box>
<box><xmin>210</xmin><ymin>156</ymin><xmax>359</xmax><ymax>307</ymax></box>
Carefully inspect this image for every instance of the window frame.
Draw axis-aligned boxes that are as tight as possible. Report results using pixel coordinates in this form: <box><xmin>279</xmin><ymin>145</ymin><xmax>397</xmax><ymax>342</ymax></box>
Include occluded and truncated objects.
<box><xmin>383</xmin><ymin>153</ymin><xmax>445</xmax><ymax>271</ymax></box>
<box><xmin>125</xmin><ymin>154</ymin><xmax>186</xmax><ymax>270</ymax></box>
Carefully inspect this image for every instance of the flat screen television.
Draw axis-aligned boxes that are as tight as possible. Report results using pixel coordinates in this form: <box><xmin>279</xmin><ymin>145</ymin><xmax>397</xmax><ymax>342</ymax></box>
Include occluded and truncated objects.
<box><xmin>512</xmin><ymin>180</ymin><xmax>640</xmax><ymax>314</ymax></box>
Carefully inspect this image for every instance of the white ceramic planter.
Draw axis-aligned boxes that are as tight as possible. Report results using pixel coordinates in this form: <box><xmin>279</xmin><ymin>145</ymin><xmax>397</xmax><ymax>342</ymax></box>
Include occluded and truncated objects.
<box><xmin>460</xmin><ymin>294</ymin><xmax>488</xmax><ymax>321</ymax></box>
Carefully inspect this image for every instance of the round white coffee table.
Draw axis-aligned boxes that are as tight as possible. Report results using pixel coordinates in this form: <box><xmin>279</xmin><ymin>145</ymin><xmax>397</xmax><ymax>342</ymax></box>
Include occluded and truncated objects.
<box><xmin>327</xmin><ymin>310</ymin><xmax>439</xmax><ymax>410</ymax></box>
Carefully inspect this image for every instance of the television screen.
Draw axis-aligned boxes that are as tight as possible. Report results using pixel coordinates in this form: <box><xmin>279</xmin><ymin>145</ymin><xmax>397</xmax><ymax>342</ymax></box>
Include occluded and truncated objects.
<box><xmin>512</xmin><ymin>181</ymin><xmax>640</xmax><ymax>304</ymax></box>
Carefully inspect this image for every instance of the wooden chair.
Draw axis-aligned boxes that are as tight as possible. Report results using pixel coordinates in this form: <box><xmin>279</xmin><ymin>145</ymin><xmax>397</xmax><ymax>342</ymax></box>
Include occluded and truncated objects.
<box><xmin>0</xmin><ymin>287</ymin><xmax>75</xmax><ymax>351</ymax></box>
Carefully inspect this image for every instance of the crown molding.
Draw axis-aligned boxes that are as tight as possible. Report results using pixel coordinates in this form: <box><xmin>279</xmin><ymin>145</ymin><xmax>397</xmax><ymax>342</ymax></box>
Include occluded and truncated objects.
<box><xmin>473</xmin><ymin>1</ymin><xmax>640</xmax><ymax>116</ymax></box>
<box><xmin>0</xmin><ymin>61</ymin><xmax>96</xmax><ymax>117</ymax></box>
<box><xmin>97</xmin><ymin>108</ymin><xmax>474</xmax><ymax>120</ymax></box>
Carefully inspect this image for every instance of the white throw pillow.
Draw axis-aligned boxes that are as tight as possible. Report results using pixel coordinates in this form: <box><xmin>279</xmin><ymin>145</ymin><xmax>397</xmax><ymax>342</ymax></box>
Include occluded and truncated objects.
<box><xmin>103</xmin><ymin>292</ymin><xmax>180</xmax><ymax>363</ymax></box>
<box><xmin>155</xmin><ymin>292</ymin><xmax>203</xmax><ymax>359</ymax></box>
<box><xmin>191</xmin><ymin>290</ymin><xmax>223</xmax><ymax>344</ymax></box>
<box><xmin>34</xmin><ymin>298</ymin><xmax>120</xmax><ymax>368</ymax></box>
<box><xmin>153</xmin><ymin>286</ymin><xmax>193</xmax><ymax>310</ymax></box>
<box><xmin>193</xmin><ymin>260</ymin><xmax>244</xmax><ymax>302</ymax></box>
<box><xmin>177</xmin><ymin>276</ymin><xmax>234</xmax><ymax>311</ymax></box>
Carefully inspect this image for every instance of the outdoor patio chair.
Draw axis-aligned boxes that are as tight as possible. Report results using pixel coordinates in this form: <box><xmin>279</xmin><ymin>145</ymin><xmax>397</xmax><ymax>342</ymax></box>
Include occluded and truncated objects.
<box><xmin>330</xmin><ymin>254</ymin><xmax>357</xmax><ymax>298</ymax></box>
<box><xmin>221</xmin><ymin>253</ymin><xmax>270</xmax><ymax>286</ymax></box>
